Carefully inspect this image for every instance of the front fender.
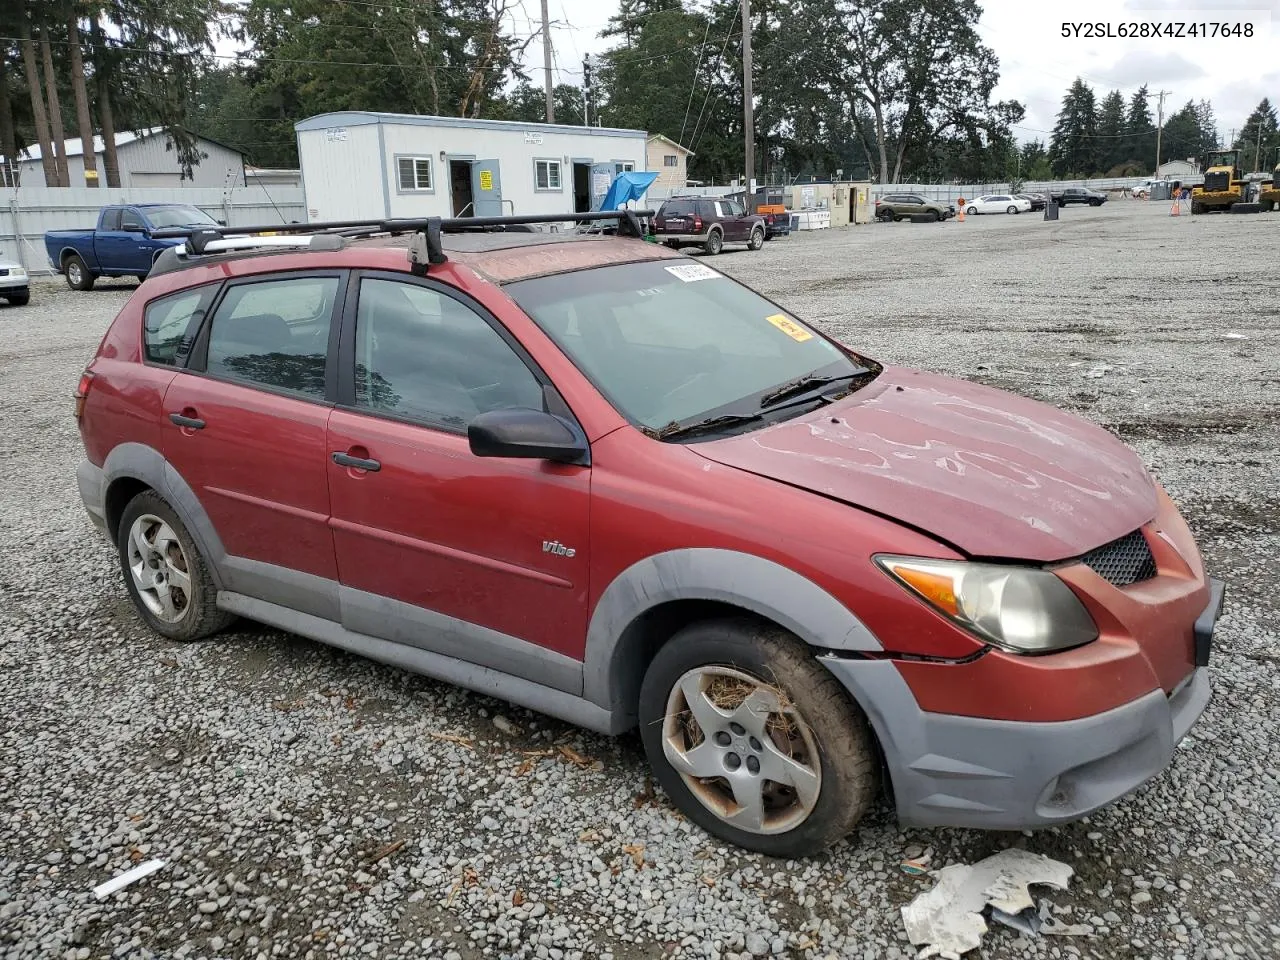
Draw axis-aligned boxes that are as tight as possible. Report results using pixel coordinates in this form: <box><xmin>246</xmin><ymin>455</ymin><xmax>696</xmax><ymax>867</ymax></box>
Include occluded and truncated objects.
<box><xmin>582</xmin><ymin>548</ymin><xmax>881</xmax><ymax>717</ymax></box>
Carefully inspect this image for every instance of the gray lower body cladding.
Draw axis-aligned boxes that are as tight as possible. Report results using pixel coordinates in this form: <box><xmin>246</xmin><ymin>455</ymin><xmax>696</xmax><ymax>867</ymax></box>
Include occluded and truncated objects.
<box><xmin>820</xmin><ymin>656</ymin><xmax>1210</xmax><ymax>830</ymax></box>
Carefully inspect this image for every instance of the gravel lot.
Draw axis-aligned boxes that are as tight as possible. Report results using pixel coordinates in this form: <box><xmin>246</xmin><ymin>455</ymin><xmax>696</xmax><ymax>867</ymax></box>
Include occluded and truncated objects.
<box><xmin>1</xmin><ymin>201</ymin><xmax>1277</xmax><ymax>960</ymax></box>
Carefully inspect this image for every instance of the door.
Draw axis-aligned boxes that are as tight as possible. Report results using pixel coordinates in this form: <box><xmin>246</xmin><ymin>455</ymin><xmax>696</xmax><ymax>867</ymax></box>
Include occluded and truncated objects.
<box><xmin>904</xmin><ymin>195</ymin><xmax>925</xmax><ymax>216</ymax></box>
<box><xmin>326</xmin><ymin>273</ymin><xmax>591</xmax><ymax>680</ymax></box>
<box><xmin>107</xmin><ymin>207</ymin><xmax>154</xmax><ymax>274</ymax></box>
<box><xmin>162</xmin><ymin>272</ymin><xmax>347</xmax><ymax>618</ymax></box>
<box><xmin>470</xmin><ymin>159</ymin><xmax>503</xmax><ymax>216</ymax></box>
<box><xmin>589</xmin><ymin>162</ymin><xmax>614</xmax><ymax>211</ymax></box>
<box><xmin>720</xmin><ymin>198</ymin><xmax>752</xmax><ymax>240</ymax></box>
<box><xmin>449</xmin><ymin>159</ymin><xmax>475</xmax><ymax>216</ymax></box>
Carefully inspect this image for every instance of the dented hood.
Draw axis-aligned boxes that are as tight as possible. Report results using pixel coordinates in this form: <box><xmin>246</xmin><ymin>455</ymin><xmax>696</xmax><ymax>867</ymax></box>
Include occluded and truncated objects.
<box><xmin>694</xmin><ymin>367</ymin><xmax>1157</xmax><ymax>562</ymax></box>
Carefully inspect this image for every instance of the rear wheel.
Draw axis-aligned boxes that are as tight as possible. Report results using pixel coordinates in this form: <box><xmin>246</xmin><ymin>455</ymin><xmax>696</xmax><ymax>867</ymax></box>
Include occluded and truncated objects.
<box><xmin>748</xmin><ymin>226</ymin><xmax>765</xmax><ymax>251</ymax></box>
<box><xmin>876</xmin><ymin>208</ymin><xmax>894</xmax><ymax>221</ymax></box>
<box><xmin>1090</xmin><ymin>199</ymin><xmax>1103</xmax><ymax>206</ymax></box>
<box><xmin>704</xmin><ymin>230</ymin><xmax>723</xmax><ymax>255</ymax></box>
<box><xmin>639</xmin><ymin>619</ymin><xmax>878</xmax><ymax>857</ymax></box>
<box><xmin>117</xmin><ymin>491</ymin><xmax>235</xmax><ymax>642</ymax></box>
<box><xmin>64</xmin><ymin>254</ymin><xmax>95</xmax><ymax>291</ymax></box>
<box><xmin>1231</xmin><ymin>202</ymin><xmax>1261</xmax><ymax>214</ymax></box>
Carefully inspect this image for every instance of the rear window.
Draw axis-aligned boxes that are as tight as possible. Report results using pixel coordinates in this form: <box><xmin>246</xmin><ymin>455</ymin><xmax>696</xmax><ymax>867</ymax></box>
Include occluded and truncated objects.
<box><xmin>660</xmin><ymin>200</ymin><xmax>695</xmax><ymax>217</ymax></box>
<box><xmin>143</xmin><ymin>286</ymin><xmax>218</xmax><ymax>367</ymax></box>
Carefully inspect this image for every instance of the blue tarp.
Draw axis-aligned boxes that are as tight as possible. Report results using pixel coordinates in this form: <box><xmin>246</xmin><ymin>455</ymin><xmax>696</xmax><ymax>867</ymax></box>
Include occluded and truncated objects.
<box><xmin>598</xmin><ymin>171</ymin><xmax>660</xmax><ymax>211</ymax></box>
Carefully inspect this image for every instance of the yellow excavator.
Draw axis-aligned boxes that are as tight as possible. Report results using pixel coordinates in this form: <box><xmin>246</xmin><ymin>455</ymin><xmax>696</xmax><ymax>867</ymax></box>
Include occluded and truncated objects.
<box><xmin>1259</xmin><ymin>161</ymin><xmax>1280</xmax><ymax>212</ymax></box>
<box><xmin>1190</xmin><ymin>149</ymin><xmax>1248</xmax><ymax>213</ymax></box>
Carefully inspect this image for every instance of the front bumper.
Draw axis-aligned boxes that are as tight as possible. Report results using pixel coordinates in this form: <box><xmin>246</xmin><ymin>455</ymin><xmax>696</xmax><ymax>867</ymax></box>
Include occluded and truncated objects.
<box><xmin>0</xmin><ymin>275</ymin><xmax>28</xmax><ymax>291</ymax></box>
<box><xmin>820</xmin><ymin>579</ymin><xmax>1222</xmax><ymax>829</ymax></box>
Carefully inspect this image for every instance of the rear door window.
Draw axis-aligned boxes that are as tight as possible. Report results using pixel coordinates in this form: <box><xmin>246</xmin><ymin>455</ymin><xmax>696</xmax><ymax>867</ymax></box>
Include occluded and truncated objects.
<box><xmin>201</xmin><ymin>275</ymin><xmax>341</xmax><ymax>401</ymax></box>
<box><xmin>144</xmin><ymin>286</ymin><xmax>218</xmax><ymax>367</ymax></box>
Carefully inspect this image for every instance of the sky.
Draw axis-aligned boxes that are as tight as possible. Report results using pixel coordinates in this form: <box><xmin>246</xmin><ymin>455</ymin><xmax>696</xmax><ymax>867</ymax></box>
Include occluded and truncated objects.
<box><xmin>521</xmin><ymin>0</ymin><xmax>1280</xmax><ymax>148</ymax></box>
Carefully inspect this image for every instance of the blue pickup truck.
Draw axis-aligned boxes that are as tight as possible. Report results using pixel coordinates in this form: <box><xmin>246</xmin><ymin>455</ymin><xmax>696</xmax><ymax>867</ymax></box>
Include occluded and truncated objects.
<box><xmin>44</xmin><ymin>203</ymin><xmax>222</xmax><ymax>290</ymax></box>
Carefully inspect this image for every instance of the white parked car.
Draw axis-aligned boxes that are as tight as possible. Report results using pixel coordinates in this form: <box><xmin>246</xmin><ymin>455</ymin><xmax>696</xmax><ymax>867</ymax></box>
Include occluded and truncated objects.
<box><xmin>965</xmin><ymin>195</ymin><xmax>1031</xmax><ymax>215</ymax></box>
<box><xmin>0</xmin><ymin>256</ymin><xmax>29</xmax><ymax>306</ymax></box>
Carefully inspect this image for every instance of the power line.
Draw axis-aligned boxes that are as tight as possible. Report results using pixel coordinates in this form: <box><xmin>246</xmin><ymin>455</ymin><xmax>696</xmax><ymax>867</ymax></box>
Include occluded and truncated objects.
<box><xmin>678</xmin><ymin>14</ymin><xmax>714</xmax><ymax>150</ymax></box>
<box><xmin>688</xmin><ymin>2</ymin><xmax>742</xmax><ymax>156</ymax></box>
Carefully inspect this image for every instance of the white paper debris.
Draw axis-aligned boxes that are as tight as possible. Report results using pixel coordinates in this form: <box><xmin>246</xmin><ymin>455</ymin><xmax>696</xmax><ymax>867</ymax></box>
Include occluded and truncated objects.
<box><xmin>92</xmin><ymin>859</ymin><xmax>167</xmax><ymax>900</ymax></box>
<box><xmin>901</xmin><ymin>849</ymin><xmax>1079</xmax><ymax>958</ymax></box>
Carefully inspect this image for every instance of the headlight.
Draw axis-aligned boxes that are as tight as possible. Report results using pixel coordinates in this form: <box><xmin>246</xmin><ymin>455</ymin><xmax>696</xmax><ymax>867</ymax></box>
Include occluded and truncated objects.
<box><xmin>875</xmin><ymin>555</ymin><xmax>1098</xmax><ymax>654</ymax></box>
<box><xmin>10</xmin><ymin>267</ymin><xmax>24</xmax><ymax>277</ymax></box>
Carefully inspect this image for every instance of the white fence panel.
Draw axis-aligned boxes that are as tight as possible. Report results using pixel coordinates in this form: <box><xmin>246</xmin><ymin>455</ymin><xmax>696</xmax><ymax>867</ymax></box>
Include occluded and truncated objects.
<box><xmin>1</xmin><ymin>186</ymin><xmax>306</xmax><ymax>272</ymax></box>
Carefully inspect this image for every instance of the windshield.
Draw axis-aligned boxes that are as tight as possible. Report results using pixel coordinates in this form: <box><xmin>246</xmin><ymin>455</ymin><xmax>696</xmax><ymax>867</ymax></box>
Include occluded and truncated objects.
<box><xmin>506</xmin><ymin>260</ymin><xmax>874</xmax><ymax>434</ymax></box>
<box><xmin>143</xmin><ymin>205</ymin><xmax>219</xmax><ymax>229</ymax></box>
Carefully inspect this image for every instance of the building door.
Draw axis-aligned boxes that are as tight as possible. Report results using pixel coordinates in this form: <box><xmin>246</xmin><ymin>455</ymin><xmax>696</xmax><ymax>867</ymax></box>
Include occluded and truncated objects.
<box><xmin>449</xmin><ymin>160</ymin><xmax>475</xmax><ymax>216</ymax></box>
<box><xmin>589</xmin><ymin>162</ymin><xmax>614</xmax><ymax>211</ymax></box>
<box><xmin>470</xmin><ymin>159</ymin><xmax>503</xmax><ymax>216</ymax></box>
<box><xmin>572</xmin><ymin>162</ymin><xmax>592</xmax><ymax>213</ymax></box>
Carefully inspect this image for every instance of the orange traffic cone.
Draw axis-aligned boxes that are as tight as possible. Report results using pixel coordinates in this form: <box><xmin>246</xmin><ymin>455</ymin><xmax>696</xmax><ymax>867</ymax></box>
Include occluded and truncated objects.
<box><xmin>1170</xmin><ymin>195</ymin><xmax>1181</xmax><ymax>216</ymax></box>
<box><xmin>957</xmin><ymin>197</ymin><xmax>966</xmax><ymax>223</ymax></box>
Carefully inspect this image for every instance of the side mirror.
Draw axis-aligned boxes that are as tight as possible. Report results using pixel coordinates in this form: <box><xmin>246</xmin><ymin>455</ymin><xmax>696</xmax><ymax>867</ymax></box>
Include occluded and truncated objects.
<box><xmin>468</xmin><ymin>408</ymin><xmax>588</xmax><ymax>465</ymax></box>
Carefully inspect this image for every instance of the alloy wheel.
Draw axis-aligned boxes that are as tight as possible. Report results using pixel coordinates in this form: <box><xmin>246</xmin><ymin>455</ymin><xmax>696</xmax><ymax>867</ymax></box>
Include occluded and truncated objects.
<box><xmin>661</xmin><ymin>665</ymin><xmax>822</xmax><ymax>835</ymax></box>
<box><xmin>126</xmin><ymin>514</ymin><xmax>193</xmax><ymax>623</ymax></box>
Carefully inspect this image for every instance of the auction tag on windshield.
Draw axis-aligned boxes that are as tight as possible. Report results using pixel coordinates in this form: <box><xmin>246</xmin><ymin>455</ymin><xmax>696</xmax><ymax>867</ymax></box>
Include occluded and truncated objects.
<box><xmin>664</xmin><ymin>263</ymin><xmax>720</xmax><ymax>283</ymax></box>
<box><xmin>766</xmin><ymin>313</ymin><xmax>812</xmax><ymax>342</ymax></box>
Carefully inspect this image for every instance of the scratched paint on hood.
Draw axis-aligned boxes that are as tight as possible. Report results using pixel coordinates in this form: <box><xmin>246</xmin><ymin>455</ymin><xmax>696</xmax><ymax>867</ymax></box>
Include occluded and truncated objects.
<box><xmin>693</xmin><ymin>367</ymin><xmax>1157</xmax><ymax>562</ymax></box>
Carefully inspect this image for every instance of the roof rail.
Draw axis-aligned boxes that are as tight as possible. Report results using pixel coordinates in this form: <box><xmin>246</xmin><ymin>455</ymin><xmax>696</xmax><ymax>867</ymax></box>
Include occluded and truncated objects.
<box><xmin>150</xmin><ymin>209</ymin><xmax>655</xmax><ymax>276</ymax></box>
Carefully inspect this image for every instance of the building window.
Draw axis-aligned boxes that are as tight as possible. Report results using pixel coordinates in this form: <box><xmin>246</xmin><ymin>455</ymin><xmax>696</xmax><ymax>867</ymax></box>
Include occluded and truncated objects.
<box><xmin>664</xmin><ymin>155</ymin><xmax>678</xmax><ymax>167</ymax></box>
<box><xmin>397</xmin><ymin>156</ymin><xmax>433</xmax><ymax>191</ymax></box>
<box><xmin>534</xmin><ymin>159</ymin><xmax>562</xmax><ymax>191</ymax></box>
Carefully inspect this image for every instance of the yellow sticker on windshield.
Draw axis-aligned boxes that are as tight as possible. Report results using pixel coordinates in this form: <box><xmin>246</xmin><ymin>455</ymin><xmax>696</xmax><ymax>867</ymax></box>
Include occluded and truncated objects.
<box><xmin>766</xmin><ymin>314</ymin><xmax>812</xmax><ymax>342</ymax></box>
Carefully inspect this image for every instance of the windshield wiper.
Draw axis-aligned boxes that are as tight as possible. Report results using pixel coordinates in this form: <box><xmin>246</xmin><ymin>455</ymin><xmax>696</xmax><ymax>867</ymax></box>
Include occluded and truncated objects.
<box><xmin>648</xmin><ymin>412</ymin><xmax>763</xmax><ymax>441</ymax></box>
<box><xmin>759</xmin><ymin>371</ymin><xmax>869</xmax><ymax>408</ymax></box>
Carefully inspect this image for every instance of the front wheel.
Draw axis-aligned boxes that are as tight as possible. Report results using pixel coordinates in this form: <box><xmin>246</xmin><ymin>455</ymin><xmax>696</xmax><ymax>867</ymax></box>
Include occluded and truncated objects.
<box><xmin>927</xmin><ymin>210</ymin><xmax>940</xmax><ymax>222</ymax></box>
<box><xmin>1090</xmin><ymin>199</ymin><xmax>1103</xmax><ymax>206</ymax></box>
<box><xmin>1006</xmin><ymin>205</ymin><xmax>1018</xmax><ymax>214</ymax></box>
<box><xmin>704</xmin><ymin>230</ymin><xmax>723</xmax><ymax>255</ymax></box>
<box><xmin>64</xmin><ymin>254</ymin><xmax>95</xmax><ymax>291</ymax></box>
<box><xmin>966</xmin><ymin>206</ymin><xmax>978</xmax><ymax>216</ymax></box>
<box><xmin>748</xmin><ymin>226</ymin><xmax>764</xmax><ymax>251</ymax></box>
<box><xmin>638</xmin><ymin>619</ymin><xmax>878</xmax><ymax>857</ymax></box>
<box><xmin>117</xmin><ymin>490</ymin><xmax>236</xmax><ymax>642</ymax></box>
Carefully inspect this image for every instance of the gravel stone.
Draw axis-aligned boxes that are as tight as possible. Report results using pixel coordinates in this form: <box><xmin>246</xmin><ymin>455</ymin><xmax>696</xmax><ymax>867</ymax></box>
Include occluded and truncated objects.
<box><xmin>1</xmin><ymin>204</ymin><xmax>1278</xmax><ymax>960</ymax></box>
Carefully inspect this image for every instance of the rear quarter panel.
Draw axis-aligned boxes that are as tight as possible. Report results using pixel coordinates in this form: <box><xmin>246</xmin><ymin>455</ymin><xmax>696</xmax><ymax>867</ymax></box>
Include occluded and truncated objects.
<box><xmin>44</xmin><ymin>231</ymin><xmax>99</xmax><ymax>271</ymax></box>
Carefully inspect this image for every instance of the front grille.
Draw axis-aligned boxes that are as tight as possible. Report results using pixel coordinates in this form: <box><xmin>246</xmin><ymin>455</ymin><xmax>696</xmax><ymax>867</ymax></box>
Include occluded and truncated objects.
<box><xmin>1080</xmin><ymin>529</ymin><xmax>1157</xmax><ymax>587</ymax></box>
<box><xmin>1204</xmin><ymin>171</ymin><xmax>1230</xmax><ymax>192</ymax></box>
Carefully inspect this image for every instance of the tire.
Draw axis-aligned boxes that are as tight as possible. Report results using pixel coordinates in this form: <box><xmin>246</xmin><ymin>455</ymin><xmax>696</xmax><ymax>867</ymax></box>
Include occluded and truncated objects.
<box><xmin>4</xmin><ymin>290</ymin><xmax>29</xmax><ymax>306</ymax></box>
<box><xmin>1006</xmin><ymin>205</ymin><xmax>1017</xmax><ymax>214</ymax></box>
<box><xmin>1231</xmin><ymin>202</ymin><xmax>1261</xmax><ymax>214</ymax></box>
<box><xmin>638</xmin><ymin>618</ymin><xmax>878</xmax><ymax>858</ymax></box>
<box><xmin>966</xmin><ymin>206</ymin><xmax>977</xmax><ymax>216</ymax></box>
<box><xmin>748</xmin><ymin>226</ymin><xmax>764</xmax><ymax>251</ymax></box>
<box><xmin>64</xmin><ymin>254</ymin><xmax>95</xmax><ymax>291</ymax></box>
<box><xmin>704</xmin><ymin>230</ymin><xmax>723</xmax><ymax>255</ymax></box>
<box><xmin>1191</xmin><ymin>201</ymin><xmax>1205</xmax><ymax>215</ymax></box>
<box><xmin>926</xmin><ymin>210</ymin><xmax>940</xmax><ymax>222</ymax></box>
<box><xmin>1090</xmin><ymin>199</ymin><xmax>1103</xmax><ymax>206</ymax></box>
<box><xmin>117</xmin><ymin>490</ymin><xmax>235</xmax><ymax>642</ymax></box>
<box><xmin>876</xmin><ymin>209</ymin><xmax>893</xmax><ymax>221</ymax></box>
<box><xmin>1261</xmin><ymin>200</ymin><xmax>1276</xmax><ymax>212</ymax></box>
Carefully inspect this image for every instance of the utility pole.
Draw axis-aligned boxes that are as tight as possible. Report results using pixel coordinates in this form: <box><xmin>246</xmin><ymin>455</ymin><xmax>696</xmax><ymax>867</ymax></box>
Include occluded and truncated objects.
<box><xmin>741</xmin><ymin>0</ymin><xmax>755</xmax><ymax>210</ymax></box>
<box><xmin>1151</xmin><ymin>89</ymin><xmax>1170</xmax><ymax>175</ymax></box>
<box><xmin>1256</xmin><ymin>120</ymin><xmax>1263</xmax><ymax>172</ymax></box>
<box><xmin>582</xmin><ymin>57</ymin><xmax>591</xmax><ymax>127</ymax></box>
<box><xmin>540</xmin><ymin>0</ymin><xmax>555</xmax><ymax>123</ymax></box>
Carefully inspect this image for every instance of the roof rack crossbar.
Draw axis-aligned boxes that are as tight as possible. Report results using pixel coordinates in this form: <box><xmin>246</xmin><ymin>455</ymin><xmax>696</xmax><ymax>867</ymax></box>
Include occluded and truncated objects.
<box><xmin>152</xmin><ymin>209</ymin><xmax>656</xmax><ymax>273</ymax></box>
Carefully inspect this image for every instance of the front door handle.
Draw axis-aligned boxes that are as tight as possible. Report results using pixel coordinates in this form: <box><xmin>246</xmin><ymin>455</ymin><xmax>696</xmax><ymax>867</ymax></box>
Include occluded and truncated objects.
<box><xmin>332</xmin><ymin>451</ymin><xmax>381</xmax><ymax>472</ymax></box>
<box><xmin>169</xmin><ymin>412</ymin><xmax>206</xmax><ymax>430</ymax></box>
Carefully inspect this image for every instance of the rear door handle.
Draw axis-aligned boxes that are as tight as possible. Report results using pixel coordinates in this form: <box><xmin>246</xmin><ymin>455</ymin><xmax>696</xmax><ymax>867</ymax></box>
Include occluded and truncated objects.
<box><xmin>332</xmin><ymin>451</ymin><xmax>381</xmax><ymax>472</ymax></box>
<box><xmin>169</xmin><ymin>413</ymin><xmax>205</xmax><ymax>429</ymax></box>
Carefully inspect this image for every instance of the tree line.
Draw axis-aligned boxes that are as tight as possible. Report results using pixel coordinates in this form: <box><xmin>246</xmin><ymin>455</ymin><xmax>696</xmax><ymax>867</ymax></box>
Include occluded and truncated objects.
<box><xmin>1039</xmin><ymin>77</ymin><xmax>1279</xmax><ymax>180</ymax></box>
<box><xmin>4</xmin><ymin>2</ymin><xmax>1275</xmax><ymax>190</ymax></box>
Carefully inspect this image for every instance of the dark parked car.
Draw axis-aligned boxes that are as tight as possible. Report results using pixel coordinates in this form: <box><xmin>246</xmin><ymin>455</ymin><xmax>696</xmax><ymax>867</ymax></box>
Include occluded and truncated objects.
<box><xmin>1051</xmin><ymin>187</ymin><xmax>1107</xmax><ymax>206</ymax></box>
<box><xmin>1016</xmin><ymin>193</ymin><xmax>1047</xmax><ymax>211</ymax></box>
<box><xmin>75</xmin><ymin>213</ymin><xmax>1221</xmax><ymax>858</ymax></box>
<box><xmin>652</xmin><ymin>197</ymin><xmax>766</xmax><ymax>254</ymax></box>
<box><xmin>874</xmin><ymin>193</ymin><xmax>953</xmax><ymax>222</ymax></box>
<box><xmin>44</xmin><ymin>203</ymin><xmax>224</xmax><ymax>290</ymax></box>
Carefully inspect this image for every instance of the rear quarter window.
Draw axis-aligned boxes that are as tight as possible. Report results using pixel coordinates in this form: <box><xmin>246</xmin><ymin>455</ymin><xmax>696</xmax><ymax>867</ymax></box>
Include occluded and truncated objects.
<box><xmin>144</xmin><ymin>286</ymin><xmax>218</xmax><ymax>367</ymax></box>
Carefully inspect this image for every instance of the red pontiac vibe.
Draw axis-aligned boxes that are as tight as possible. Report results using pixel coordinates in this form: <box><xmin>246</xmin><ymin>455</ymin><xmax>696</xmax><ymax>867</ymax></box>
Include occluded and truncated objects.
<box><xmin>75</xmin><ymin>216</ymin><xmax>1224</xmax><ymax>856</ymax></box>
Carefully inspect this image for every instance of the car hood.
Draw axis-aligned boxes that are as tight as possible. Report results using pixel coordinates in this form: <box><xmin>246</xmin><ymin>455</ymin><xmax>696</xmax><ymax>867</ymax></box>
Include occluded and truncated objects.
<box><xmin>692</xmin><ymin>367</ymin><xmax>1157</xmax><ymax>562</ymax></box>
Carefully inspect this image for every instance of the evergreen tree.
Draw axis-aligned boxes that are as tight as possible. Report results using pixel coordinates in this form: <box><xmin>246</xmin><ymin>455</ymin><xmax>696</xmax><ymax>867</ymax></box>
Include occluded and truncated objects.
<box><xmin>1049</xmin><ymin>78</ymin><xmax>1098</xmax><ymax>177</ymax></box>
<box><xmin>1126</xmin><ymin>85</ymin><xmax>1155</xmax><ymax>172</ymax></box>
<box><xmin>1232</xmin><ymin>98</ymin><xmax>1279</xmax><ymax>171</ymax></box>
<box><xmin>1096</xmin><ymin>90</ymin><xmax>1126</xmax><ymax>173</ymax></box>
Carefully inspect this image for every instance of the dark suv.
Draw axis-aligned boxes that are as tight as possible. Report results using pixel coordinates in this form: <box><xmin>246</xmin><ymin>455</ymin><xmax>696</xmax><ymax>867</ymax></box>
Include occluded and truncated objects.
<box><xmin>652</xmin><ymin>197</ymin><xmax>766</xmax><ymax>254</ymax></box>
<box><xmin>1052</xmin><ymin>187</ymin><xmax>1107</xmax><ymax>206</ymax></box>
<box><xmin>74</xmin><ymin>213</ymin><xmax>1220</xmax><ymax>859</ymax></box>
